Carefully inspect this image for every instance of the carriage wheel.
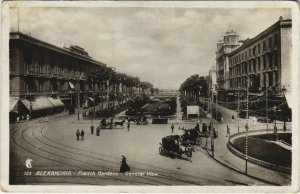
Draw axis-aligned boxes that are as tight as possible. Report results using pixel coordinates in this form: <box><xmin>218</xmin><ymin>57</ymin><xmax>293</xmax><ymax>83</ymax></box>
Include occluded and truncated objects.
<box><xmin>196</xmin><ymin>138</ymin><xmax>202</xmax><ymax>145</ymax></box>
<box><xmin>177</xmin><ymin>152</ymin><xmax>182</xmax><ymax>158</ymax></box>
<box><xmin>159</xmin><ymin>146</ymin><xmax>164</xmax><ymax>155</ymax></box>
<box><xmin>186</xmin><ymin>150</ymin><xmax>192</xmax><ymax>158</ymax></box>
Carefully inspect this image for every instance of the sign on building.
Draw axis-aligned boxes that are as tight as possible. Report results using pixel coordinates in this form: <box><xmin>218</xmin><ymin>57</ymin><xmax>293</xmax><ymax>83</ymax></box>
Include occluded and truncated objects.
<box><xmin>187</xmin><ymin>105</ymin><xmax>199</xmax><ymax>118</ymax></box>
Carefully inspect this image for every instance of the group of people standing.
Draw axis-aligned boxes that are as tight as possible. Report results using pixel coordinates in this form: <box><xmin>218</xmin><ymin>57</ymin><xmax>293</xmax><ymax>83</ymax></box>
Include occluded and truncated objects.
<box><xmin>90</xmin><ymin>124</ymin><xmax>101</xmax><ymax>136</ymax></box>
<box><xmin>76</xmin><ymin>129</ymin><xmax>85</xmax><ymax>141</ymax></box>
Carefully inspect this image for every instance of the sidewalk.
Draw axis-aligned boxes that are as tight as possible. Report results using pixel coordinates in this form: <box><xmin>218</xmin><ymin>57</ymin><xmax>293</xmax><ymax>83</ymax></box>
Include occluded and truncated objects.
<box><xmin>204</xmin><ymin>104</ymin><xmax>291</xmax><ymax>185</ymax></box>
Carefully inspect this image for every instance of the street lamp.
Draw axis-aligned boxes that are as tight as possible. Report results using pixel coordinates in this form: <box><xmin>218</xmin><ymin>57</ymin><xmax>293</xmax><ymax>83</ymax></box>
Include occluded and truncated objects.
<box><xmin>237</xmin><ymin>82</ymin><xmax>240</xmax><ymax>134</ymax></box>
<box><xmin>282</xmin><ymin>86</ymin><xmax>287</xmax><ymax>132</ymax></box>
<box><xmin>245</xmin><ymin>77</ymin><xmax>250</xmax><ymax>175</ymax></box>
<box><xmin>266</xmin><ymin>86</ymin><xmax>269</xmax><ymax>132</ymax></box>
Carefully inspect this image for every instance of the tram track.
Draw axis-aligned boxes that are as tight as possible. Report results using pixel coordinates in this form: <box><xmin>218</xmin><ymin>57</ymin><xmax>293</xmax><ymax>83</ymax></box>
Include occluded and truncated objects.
<box><xmin>31</xmin><ymin>127</ymin><xmax>210</xmax><ymax>185</ymax></box>
<box><xmin>11</xmin><ymin>123</ymin><xmax>204</xmax><ymax>185</ymax></box>
<box><xmin>10</xmin><ymin>117</ymin><xmax>158</xmax><ymax>185</ymax></box>
<box><xmin>11</xmin><ymin>128</ymin><xmax>160</xmax><ymax>185</ymax></box>
<box><xmin>38</xmin><ymin>126</ymin><xmax>226</xmax><ymax>185</ymax></box>
<box><xmin>10</xmin><ymin>114</ymin><xmax>255</xmax><ymax>185</ymax></box>
<box><xmin>39</xmin><ymin>124</ymin><xmax>221</xmax><ymax>185</ymax></box>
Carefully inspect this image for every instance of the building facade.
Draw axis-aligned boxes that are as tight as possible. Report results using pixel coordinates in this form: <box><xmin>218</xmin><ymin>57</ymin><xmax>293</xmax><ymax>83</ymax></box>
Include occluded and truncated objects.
<box><xmin>9</xmin><ymin>32</ymin><xmax>149</xmax><ymax>118</ymax></box>
<box><xmin>228</xmin><ymin>17</ymin><xmax>292</xmax><ymax>104</ymax></box>
<box><xmin>215</xmin><ymin>17</ymin><xmax>292</xmax><ymax>108</ymax></box>
<box><xmin>215</xmin><ymin>29</ymin><xmax>241</xmax><ymax>102</ymax></box>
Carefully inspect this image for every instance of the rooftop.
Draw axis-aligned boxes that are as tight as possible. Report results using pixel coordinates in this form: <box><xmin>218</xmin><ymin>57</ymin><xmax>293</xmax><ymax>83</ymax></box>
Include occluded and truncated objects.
<box><xmin>10</xmin><ymin>32</ymin><xmax>106</xmax><ymax>67</ymax></box>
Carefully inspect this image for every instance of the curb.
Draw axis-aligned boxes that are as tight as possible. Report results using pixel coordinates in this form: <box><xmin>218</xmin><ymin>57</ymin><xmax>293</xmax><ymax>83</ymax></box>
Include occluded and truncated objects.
<box><xmin>204</xmin><ymin>146</ymin><xmax>280</xmax><ymax>186</ymax></box>
<box><xmin>227</xmin><ymin>139</ymin><xmax>291</xmax><ymax>175</ymax></box>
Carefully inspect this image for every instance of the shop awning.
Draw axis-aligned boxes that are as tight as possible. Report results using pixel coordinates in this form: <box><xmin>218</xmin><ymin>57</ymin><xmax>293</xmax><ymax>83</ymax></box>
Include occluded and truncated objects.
<box><xmin>88</xmin><ymin>97</ymin><xmax>94</xmax><ymax>102</ymax></box>
<box><xmin>21</xmin><ymin>97</ymin><xmax>54</xmax><ymax>111</ymax></box>
<box><xmin>10</xmin><ymin>97</ymin><xmax>19</xmax><ymax>112</ymax></box>
<box><xmin>48</xmin><ymin>97</ymin><xmax>65</xmax><ymax>107</ymax></box>
<box><xmin>285</xmin><ymin>91</ymin><xmax>292</xmax><ymax>108</ymax></box>
<box><xmin>69</xmin><ymin>82</ymin><xmax>75</xmax><ymax>89</ymax></box>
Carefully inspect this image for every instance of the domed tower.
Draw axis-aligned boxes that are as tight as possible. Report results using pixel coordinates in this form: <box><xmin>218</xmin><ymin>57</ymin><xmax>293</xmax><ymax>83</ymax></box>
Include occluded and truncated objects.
<box><xmin>224</xmin><ymin>29</ymin><xmax>239</xmax><ymax>46</ymax></box>
<box><xmin>215</xmin><ymin>29</ymin><xmax>241</xmax><ymax>102</ymax></box>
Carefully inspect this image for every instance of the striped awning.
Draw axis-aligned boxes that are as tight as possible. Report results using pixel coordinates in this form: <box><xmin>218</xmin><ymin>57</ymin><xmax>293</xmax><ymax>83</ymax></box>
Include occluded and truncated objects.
<box><xmin>48</xmin><ymin>97</ymin><xmax>65</xmax><ymax>107</ymax></box>
<box><xmin>69</xmin><ymin>82</ymin><xmax>75</xmax><ymax>89</ymax></box>
<box><xmin>10</xmin><ymin>97</ymin><xmax>19</xmax><ymax>112</ymax></box>
<box><xmin>21</xmin><ymin>97</ymin><xmax>54</xmax><ymax>111</ymax></box>
<box><xmin>285</xmin><ymin>91</ymin><xmax>292</xmax><ymax>108</ymax></box>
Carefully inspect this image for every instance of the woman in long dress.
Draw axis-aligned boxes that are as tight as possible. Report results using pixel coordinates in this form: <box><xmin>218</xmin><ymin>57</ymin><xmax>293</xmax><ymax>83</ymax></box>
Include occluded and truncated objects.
<box><xmin>120</xmin><ymin>155</ymin><xmax>130</xmax><ymax>173</ymax></box>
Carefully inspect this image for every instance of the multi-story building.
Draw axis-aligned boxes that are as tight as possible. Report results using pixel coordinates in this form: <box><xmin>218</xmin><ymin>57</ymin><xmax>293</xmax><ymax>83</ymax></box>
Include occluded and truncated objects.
<box><xmin>9</xmin><ymin>32</ymin><xmax>148</xmax><ymax>119</ymax></box>
<box><xmin>228</xmin><ymin>16</ymin><xmax>292</xmax><ymax>106</ymax></box>
<box><xmin>215</xmin><ymin>29</ymin><xmax>241</xmax><ymax>102</ymax></box>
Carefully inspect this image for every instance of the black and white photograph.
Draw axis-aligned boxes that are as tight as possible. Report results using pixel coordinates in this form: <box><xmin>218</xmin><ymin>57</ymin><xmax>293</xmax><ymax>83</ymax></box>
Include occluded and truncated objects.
<box><xmin>1</xmin><ymin>1</ymin><xmax>299</xmax><ymax>193</ymax></box>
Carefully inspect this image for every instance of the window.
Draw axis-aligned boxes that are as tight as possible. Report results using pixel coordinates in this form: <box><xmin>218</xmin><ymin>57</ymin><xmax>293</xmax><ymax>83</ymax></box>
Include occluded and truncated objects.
<box><xmin>274</xmin><ymin>34</ymin><xmax>279</xmax><ymax>47</ymax></box>
<box><xmin>258</xmin><ymin>44</ymin><xmax>261</xmax><ymax>54</ymax></box>
<box><xmin>269</xmin><ymin>37</ymin><xmax>272</xmax><ymax>48</ymax></box>
<box><xmin>263</xmin><ymin>41</ymin><xmax>266</xmax><ymax>51</ymax></box>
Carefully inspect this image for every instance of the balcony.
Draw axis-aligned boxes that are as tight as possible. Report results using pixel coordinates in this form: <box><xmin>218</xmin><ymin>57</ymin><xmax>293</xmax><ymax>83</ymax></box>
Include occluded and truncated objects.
<box><xmin>271</xmin><ymin>46</ymin><xmax>278</xmax><ymax>51</ymax></box>
<box><xmin>262</xmin><ymin>48</ymin><xmax>271</xmax><ymax>55</ymax></box>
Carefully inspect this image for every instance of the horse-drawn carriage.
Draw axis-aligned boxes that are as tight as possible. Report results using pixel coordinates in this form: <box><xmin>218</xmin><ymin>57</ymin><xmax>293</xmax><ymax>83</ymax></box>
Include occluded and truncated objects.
<box><xmin>181</xmin><ymin>128</ymin><xmax>202</xmax><ymax>145</ymax></box>
<box><xmin>100</xmin><ymin>118</ymin><xmax>126</xmax><ymax>129</ymax></box>
<box><xmin>159</xmin><ymin>135</ymin><xmax>194</xmax><ymax>160</ymax></box>
<box><xmin>127</xmin><ymin>115</ymin><xmax>149</xmax><ymax>125</ymax></box>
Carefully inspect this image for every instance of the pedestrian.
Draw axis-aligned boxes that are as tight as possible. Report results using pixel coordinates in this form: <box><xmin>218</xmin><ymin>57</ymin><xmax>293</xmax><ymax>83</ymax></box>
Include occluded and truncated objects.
<box><xmin>226</xmin><ymin>125</ymin><xmax>230</xmax><ymax>137</ymax></box>
<box><xmin>171</xmin><ymin>124</ymin><xmax>174</xmax><ymax>133</ymax></box>
<box><xmin>221</xmin><ymin>116</ymin><xmax>224</xmax><ymax>123</ymax></box>
<box><xmin>127</xmin><ymin>121</ymin><xmax>130</xmax><ymax>131</ymax></box>
<box><xmin>253</xmin><ymin>117</ymin><xmax>257</xmax><ymax>126</ymax></box>
<box><xmin>283</xmin><ymin>120</ymin><xmax>287</xmax><ymax>131</ymax></box>
<box><xmin>213</xmin><ymin>127</ymin><xmax>218</xmax><ymax>138</ymax></box>
<box><xmin>195</xmin><ymin>123</ymin><xmax>200</xmax><ymax>133</ymax></box>
<box><xmin>80</xmin><ymin>129</ymin><xmax>85</xmax><ymax>140</ymax></box>
<box><xmin>120</xmin><ymin>154</ymin><xmax>130</xmax><ymax>173</ymax></box>
<box><xmin>16</xmin><ymin>116</ymin><xmax>19</xmax><ymax>123</ymax></box>
<box><xmin>45</xmin><ymin>115</ymin><xmax>48</xmax><ymax>122</ymax></box>
<box><xmin>274</xmin><ymin>124</ymin><xmax>277</xmax><ymax>134</ymax></box>
<box><xmin>186</xmin><ymin>144</ymin><xmax>194</xmax><ymax>162</ymax></box>
<box><xmin>96</xmin><ymin>125</ymin><xmax>100</xmax><ymax>136</ymax></box>
<box><xmin>90</xmin><ymin>124</ymin><xmax>94</xmax><ymax>134</ymax></box>
<box><xmin>231</xmin><ymin>115</ymin><xmax>234</xmax><ymax>122</ymax></box>
<box><xmin>76</xmin><ymin>129</ymin><xmax>80</xmax><ymax>141</ymax></box>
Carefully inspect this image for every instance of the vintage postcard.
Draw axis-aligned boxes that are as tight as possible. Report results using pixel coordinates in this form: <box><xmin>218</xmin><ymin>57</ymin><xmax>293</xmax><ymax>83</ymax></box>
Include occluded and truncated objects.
<box><xmin>1</xmin><ymin>1</ymin><xmax>299</xmax><ymax>193</ymax></box>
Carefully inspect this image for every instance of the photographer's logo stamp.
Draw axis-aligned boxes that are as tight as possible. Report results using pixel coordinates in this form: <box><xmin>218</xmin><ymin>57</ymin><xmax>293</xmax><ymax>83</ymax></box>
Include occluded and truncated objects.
<box><xmin>25</xmin><ymin>158</ymin><xmax>33</xmax><ymax>169</ymax></box>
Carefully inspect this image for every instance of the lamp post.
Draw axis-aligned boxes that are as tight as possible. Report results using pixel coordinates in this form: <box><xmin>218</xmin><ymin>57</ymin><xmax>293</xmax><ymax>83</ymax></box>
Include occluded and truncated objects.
<box><xmin>266</xmin><ymin>87</ymin><xmax>269</xmax><ymax>132</ymax></box>
<box><xmin>282</xmin><ymin>86</ymin><xmax>287</xmax><ymax>132</ymax></box>
<box><xmin>245</xmin><ymin>77</ymin><xmax>250</xmax><ymax>175</ymax></box>
<box><xmin>237</xmin><ymin>82</ymin><xmax>240</xmax><ymax>134</ymax></box>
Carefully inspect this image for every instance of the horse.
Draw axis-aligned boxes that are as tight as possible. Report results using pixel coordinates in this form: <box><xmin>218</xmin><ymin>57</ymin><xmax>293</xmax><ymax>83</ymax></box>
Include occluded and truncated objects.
<box><xmin>114</xmin><ymin>120</ymin><xmax>126</xmax><ymax>128</ymax></box>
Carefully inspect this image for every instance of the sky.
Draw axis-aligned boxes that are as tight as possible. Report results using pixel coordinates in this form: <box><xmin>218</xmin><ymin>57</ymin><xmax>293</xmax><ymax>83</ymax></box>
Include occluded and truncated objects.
<box><xmin>10</xmin><ymin>6</ymin><xmax>291</xmax><ymax>89</ymax></box>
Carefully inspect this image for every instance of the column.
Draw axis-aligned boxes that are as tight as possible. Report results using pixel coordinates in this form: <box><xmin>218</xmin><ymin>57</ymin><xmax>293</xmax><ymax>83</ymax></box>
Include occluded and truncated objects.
<box><xmin>260</xmin><ymin>73</ymin><xmax>264</xmax><ymax>89</ymax></box>
<box><xmin>273</xmin><ymin>71</ymin><xmax>277</xmax><ymax>88</ymax></box>
<box><xmin>265</xmin><ymin>73</ymin><xmax>269</xmax><ymax>87</ymax></box>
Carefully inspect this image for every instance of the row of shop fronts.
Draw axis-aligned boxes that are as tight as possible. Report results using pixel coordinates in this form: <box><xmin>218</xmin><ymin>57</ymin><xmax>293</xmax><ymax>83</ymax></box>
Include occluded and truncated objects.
<box><xmin>9</xmin><ymin>90</ymin><xmax>137</xmax><ymax>122</ymax></box>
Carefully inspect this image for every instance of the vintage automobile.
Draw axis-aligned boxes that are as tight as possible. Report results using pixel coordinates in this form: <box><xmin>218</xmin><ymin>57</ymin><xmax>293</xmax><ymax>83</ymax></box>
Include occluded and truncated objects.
<box><xmin>159</xmin><ymin>135</ymin><xmax>193</xmax><ymax>160</ymax></box>
<box><xmin>257</xmin><ymin>117</ymin><xmax>273</xmax><ymax>123</ymax></box>
<box><xmin>181</xmin><ymin>129</ymin><xmax>202</xmax><ymax>145</ymax></box>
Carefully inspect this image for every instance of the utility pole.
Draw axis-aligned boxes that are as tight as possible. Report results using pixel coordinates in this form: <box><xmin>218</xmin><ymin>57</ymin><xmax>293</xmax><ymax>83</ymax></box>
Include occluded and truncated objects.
<box><xmin>210</xmin><ymin>87</ymin><xmax>214</xmax><ymax>151</ymax></box>
<box><xmin>238</xmin><ymin>82</ymin><xmax>240</xmax><ymax>134</ymax></box>
<box><xmin>245</xmin><ymin>77</ymin><xmax>249</xmax><ymax>175</ymax></box>
<box><xmin>266</xmin><ymin>87</ymin><xmax>268</xmax><ymax>132</ymax></box>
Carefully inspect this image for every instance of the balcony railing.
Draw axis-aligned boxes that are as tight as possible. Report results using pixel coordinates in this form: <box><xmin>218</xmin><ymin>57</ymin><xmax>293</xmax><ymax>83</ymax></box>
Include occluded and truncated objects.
<box><xmin>21</xmin><ymin>70</ymin><xmax>87</xmax><ymax>80</ymax></box>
